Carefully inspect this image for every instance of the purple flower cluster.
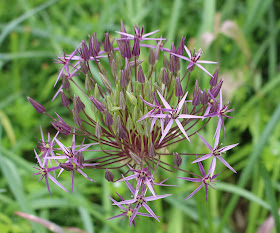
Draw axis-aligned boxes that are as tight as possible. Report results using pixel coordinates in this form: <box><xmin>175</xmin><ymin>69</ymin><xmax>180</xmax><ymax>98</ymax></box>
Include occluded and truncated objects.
<box><xmin>28</xmin><ymin>22</ymin><xmax>238</xmax><ymax>226</ymax></box>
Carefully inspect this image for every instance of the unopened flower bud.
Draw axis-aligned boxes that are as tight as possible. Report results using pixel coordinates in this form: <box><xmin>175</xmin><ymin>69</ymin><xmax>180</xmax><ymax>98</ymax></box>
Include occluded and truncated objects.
<box><xmin>80</xmin><ymin>40</ymin><xmax>90</xmax><ymax>61</ymax></box>
<box><xmin>175</xmin><ymin>77</ymin><xmax>183</xmax><ymax>97</ymax></box>
<box><xmin>119</xmin><ymin>124</ymin><xmax>127</xmax><ymax>139</ymax></box>
<box><xmin>103</xmin><ymin>33</ymin><xmax>113</xmax><ymax>53</ymax></box>
<box><xmin>72</xmin><ymin>109</ymin><xmax>82</xmax><ymax>126</ymax></box>
<box><xmin>201</xmin><ymin>89</ymin><xmax>208</xmax><ymax>105</ymax></box>
<box><xmin>105</xmin><ymin>169</ymin><xmax>114</xmax><ymax>182</ymax></box>
<box><xmin>210</xmin><ymin>79</ymin><xmax>223</xmax><ymax>98</ymax></box>
<box><xmin>163</xmin><ymin>53</ymin><xmax>170</xmax><ymax>69</ymax></box>
<box><xmin>95</xmin><ymin>120</ymin><xmax>102</xmax><ymax>138</ymax></box>
<box><xmin>182</xmin><ymin>101</ymin><xmax>188</xmax><ymax>114</ymax></box>
<box><xmin>138</xmin><ymin>65</ymin><xmax>145</xmax><ymax>83</ymax></box>
<box><xmin>173</xmin><ymin>152</ymin><xmax>182</xmax><ymax>167</ymax></box>
<box><xmin>126</xmin><ymin>91</ymin><xmax>137</xmax><ymax>106</ymax></box>
<box><xmin>105</xmin><ymin>110</ymin><xmax>113</xmax><ymax>127</ymax></box>
<box><xmin>85</xmin><ymin>74</ymin><xmax>95</xmax><ymax>92</ymax></box>
<box><xmin>149</xmin><ymin>48</ymin><xmax>156</xmax><ymax>65</ymax></box>
<box><xmin>210</xmin><ymin>67</ymin><xmax>219</xmax><ymax>87</ymax></box>
<box><xmin>100</xmin><ymin>72</ymin><xmax>112</xmax><ymax>94</ymax></box>
<box><xmin>51</xmin><ymin>113</ymin><xmax>72</xmax><ymax>135</ymax></box>
<box><xmin>90</xmin><ymin>96</ymin><xmax>106</xmax><ymax>112</ymax></box>
<box><xmin>192</xmin><ymin>80</ymin><xmax>201</xmax><ymax>106</ymax></box>
<box><xmin>80</xmin><ymin>60</ymin><xmax>89</xmax><ymax>75</ymax></box>
<box><xmin>60</xmin><ymin>91</ymin><xmax>70</xmax><ymax>107</ymax></box>
<box><xmin>117</xmin><ymin>40</ymin><xmax>131</xmax><ymax>59</ymax></box>
<box><xmin>120</xmin><ymin>70</ymin><xmax>128</xmax><ymax>88</ymax></box>
<box><xmin>27</xmin><ymin>97</ymin><xmax>45</xmax><ymax>113</ymax></box>
<box><xmin>110</xmin><ymin>59</ymin><xmax>117</xmax><ymax>78</ymax></box>
<box><xmin>149</xmin><ymin>144</ymin><xmax>156</xmax><ymax>158</ymax></box>
<box><xmin>74</xmin><ymin>96</ymin><xmax>85</xmax><ymax>114</ymax></box>
<box><xmin>176</xmin><ymin>36</ymin><xmax>186</xmax><ymax>55</ymax></box>
<box><xmin>132</xmin><ymin>37</ymin><xmax>140</xmax><ymax>57</ymax></box>
<box><xmin>162</xmin><ymin>68</ymin><xmax>169</xmax><ymax>85</ymax></box>
<box><xmin>170</xmin><ymin>42</ymin><xmax>175</xmax><ymax>54</ymax></box>
<box><xmin>164</xmin><ymin>115</ymin><xmax>170</xmax><ymax>129</ymax></box>
<box><xmin>77</xmin><ymin>152</ymin><xmax>84</xmax><ymax>166</ymax></box>
<box><xmin>119</xmin><ymin>92</ymin><xmax>126</xmax><ymax>110</ymax></box>
<box><xmin>114</xmin><ymin>115</ymin><xmax>121</xmax><ymax>134</ymax></box>
<box><xmin>120</xmin><ymin>20</ymin><xmax>127</xmax><ymax>38</ymax></box>
<box><xmin>92</xmin><ymin>32</ymin><xmax>100</xmax><ymax>54</ymax></box>
<box><xmin>62</xmin><ymin>73</ymin><xmax>70</xmax><ymax>90</ymax></box>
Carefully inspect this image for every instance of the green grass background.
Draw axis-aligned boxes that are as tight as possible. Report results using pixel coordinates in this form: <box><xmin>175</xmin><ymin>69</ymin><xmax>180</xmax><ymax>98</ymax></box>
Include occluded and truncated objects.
<box><xmin>0</xmin><ymin>0</ymin><xmax>280</xmax><ymax>232</ymax></box>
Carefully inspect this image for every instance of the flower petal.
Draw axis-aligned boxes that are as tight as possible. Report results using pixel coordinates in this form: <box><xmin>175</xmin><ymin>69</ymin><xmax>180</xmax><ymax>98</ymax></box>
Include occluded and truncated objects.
<box><xmin>177</xmin><ymin>92</ymin><xmax>188</xmax><ymax>112</ymax></box>
<box><xmin>157</xmin><ymin>90</ymin><xmax>172</xmax><ymax>109</ymax></box>
<box><xmin>219</xmin><ymin>143</ymin><xmax>239</xmax><ymax>153</ymax></box>
<box><xmin>175</xmin><ymin>119</ymin><xmax>190</xmax><ymax>142</ymax></box>
<box><xmin>192</xmin><ymin>153</ymin><xmax>212</xmax><ymax>164</ymax></box>
<box><xmin>185</xmin><ymin>183</ymin><xmax>204</xmax><ymax>200</ymax></box>
<box><xmin>217</xmin><ymin>156</ymin><xmax>236</xmax><ymax>173</ymax></box>
<box><xmin>142</xmin><ymin>29</ymin><xmax>160</xmax><ymax>38</ymax></box>
<box><xmin>196</xmin><ymin>132</ymin><xmax>213</xmax><ymax>151</ymax></box>
<box><xmin>159</xmin><ymin>119</ymin><xmax>174</xmax><ymax>144</ymax></box>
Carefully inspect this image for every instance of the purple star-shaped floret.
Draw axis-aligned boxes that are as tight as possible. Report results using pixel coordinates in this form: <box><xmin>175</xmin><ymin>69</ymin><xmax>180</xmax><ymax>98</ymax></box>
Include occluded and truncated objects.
<box><xmin>113</xmin><ymin>179</ymin><xmax>171</xmax><ymax>225</ymax></box>
<box><xmin>151</xmin><ymin>91</ymin><xmax>202</xmax><ymax>144</ymax></box>
<box><xmin>204</xmin><ymin>90</ymin><xmax>234</xmax><ymax>145</ymax></box>
<box><xmin>170</xmin><ymin>46</ymin><xmax>217</xmax><ymax>77</ymax></box>
<box><xmin>178</xmin><ymin>156</ymin><xmax>219</xmax><ymax>201</ymax></box>
<box><xmin>116</xmin><ymin>24</ymin><xmax>166</xmax><ymax>42</ymax></box>
<box><xmin>37</xmin><ymin>126</ymin><xmax>60</xmax><ymax>167</ymax></box>
<box><xmin>54</xmin><ymin>45</ymin><xmax>81</xmax><ymax>87</ymax></box>
<box><xmin>138</xmin><ymin>92</ymin><xmax>174</xmax><ymax>133</ymax></box>
<box><xmin>118</xmin><ymin>166</ymin><xmax>175</xmax><ymax>199</ymax></box>
<box><xmin>33</xmin><ymin>150</ymin><xmax>69</xmax><ymax>195</ymax></box>
<box><xmin>47</xmin><ymin>133</ymin><xmax>98</xmax><ymax>192</ymax></box>
<box><xmin>107</xmin><ymin>192</ymin><xmax>155</xmax><ymax>227</ymax></box>
<box><xmin>192</xmin><ymin>133</ymin><xmax>238</xmax><ymax>177</ymax></box>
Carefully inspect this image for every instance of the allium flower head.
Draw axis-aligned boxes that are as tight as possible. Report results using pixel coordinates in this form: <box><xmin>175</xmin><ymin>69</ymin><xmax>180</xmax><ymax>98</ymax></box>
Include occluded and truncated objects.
<box><xmin>28</xmin><ymin>21</ymin><xmax>238</xmax><ymax>225</ymax></box>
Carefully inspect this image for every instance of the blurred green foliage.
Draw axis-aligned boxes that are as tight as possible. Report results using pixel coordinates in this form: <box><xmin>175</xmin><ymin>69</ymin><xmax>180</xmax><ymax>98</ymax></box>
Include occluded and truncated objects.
<box><xmin>0</xmin><ymin>0</ymin><xmax>280</xmax><ymax>233</ymax></box>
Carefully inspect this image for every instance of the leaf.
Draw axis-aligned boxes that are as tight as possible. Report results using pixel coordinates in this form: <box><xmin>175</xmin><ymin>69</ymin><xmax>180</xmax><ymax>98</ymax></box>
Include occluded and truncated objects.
<box><xmin>260</xmin><ymin>164</ymin><xmax>280</xmax><ymax>233</ymax></box>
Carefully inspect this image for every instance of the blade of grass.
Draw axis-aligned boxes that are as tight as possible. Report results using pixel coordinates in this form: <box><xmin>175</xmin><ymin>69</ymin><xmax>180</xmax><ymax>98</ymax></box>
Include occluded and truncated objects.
<box><xmin>260</xmin><ymin>164</ymin><xmax>280</xmax><ymax>233</ymax></box>
<box><xmin>0</xmin><ymin>145</ymin><xmax>35</xmax><ymax>173</ymax></box>
<box><xmin>200</xmin><ymin>0</ymin><xmax>215</xmax><ymax>35</ymax></box>
<box><xmin>166</xmin><ymin>197</ymin><xmax>198</xmax><ymax>221</ymax></box>
<box><xmin>166</xmin><ymin>0</ymin><xmax>182</xmax><ymax>47</ymax></box>
<box><xmin>246</xmin><ymin>165</ymin><xmax>265</xmax><ymax>233</ymax></box>
<box><xmin>220</xmin><ymin>0</ymin><xmax>235</xmax><ymax>20</ymax></box>
<box><xmin>252</xmin><ymin>21</ymin><xmax>280</xmax><ymax>68</ymax></box>
<box><xmin>215</xmin><ymin>182</ymin><xmax>269</xmax><ymax>209</ymax></box>
<box><xmin>227</xmin><ymin>74</ymin><xmax>280</xmax><ymax>131</ymax></box>
<box><xmin>0</xmin><ymin>51</ymin><xmax>54</xmax><ymax>61</ymax></box>
<box><xmin>0</xmin><ymin>24</ymin><xmax>79</xmax><ymax>46</ymax></box>
<box><xmin>217</xmin><ymin>102</ymin><xmax>280</xmax><ymax>232</ymax></box>
<box><xmin>0</xmin><ymin>111</ymin><xmax>16</xmax><ymax>145</ymax></box>
<box><xmin>0</xmin><ymin>0</ymin><xmax>58</xmax><ymax>45</ymax></box>
<box><xmin>57</xmin><ymin>189</ymin><xmax>123</xmax><ymax>233</ymax></box>
<box><xmin>268</xmin><ymin>4</ymin><xmax>277</xmax><ymax>80</ymax></box>
<box><xmin>243</xmin><ymin>0</ymin><xmax>273</xmax><ymax>34</ymax></box>
<box><xmin>78</xmin><ymin>207</ymin><xmax>94</xmax><ymax>233</ymax></box>
<box><xmin>0</xmin><ymin>154</ymin><xmax>44</xmax><ymax>233</ymax></box>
